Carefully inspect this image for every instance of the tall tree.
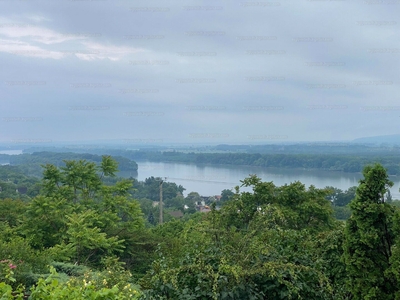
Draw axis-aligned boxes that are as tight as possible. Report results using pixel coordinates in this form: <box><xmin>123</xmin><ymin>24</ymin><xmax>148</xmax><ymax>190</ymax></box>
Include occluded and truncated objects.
<box><xmin>222</xmin><ymin>175</ymin><xmax>334</xmax><ymax>232</ymax></box>
<box><xmin>220</xmin><ymin>189</ymin><xmax>234</xmax><ymax>205</ymax></box>
<box><xmin>343</xmin><ymin>163</ymin><xmax>397</xmax><ymax>299</ymax></box>
<box><xmin>23</xmin><ymin>157</ymin><xmax>144</xmax><ymax>264</ymax></box>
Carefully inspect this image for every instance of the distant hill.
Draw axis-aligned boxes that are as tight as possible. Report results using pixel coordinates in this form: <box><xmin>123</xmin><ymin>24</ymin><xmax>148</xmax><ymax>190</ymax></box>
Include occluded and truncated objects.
<box><xmin>352</xmin><ymin>134</ymin><xmax>400</xmax><ymax>145</ymax></box>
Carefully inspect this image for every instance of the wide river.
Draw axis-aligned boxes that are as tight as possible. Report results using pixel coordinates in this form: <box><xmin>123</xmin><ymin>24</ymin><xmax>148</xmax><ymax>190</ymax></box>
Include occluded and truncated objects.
<box><xmin>2</xmin><ymin>150</ymin><xmax>399</xmax><ymax>199</ymax></box>
<box><xmin>120</xmin><ymin>161</ymin><xmax>400</xmax><ymax>199</ymax></box>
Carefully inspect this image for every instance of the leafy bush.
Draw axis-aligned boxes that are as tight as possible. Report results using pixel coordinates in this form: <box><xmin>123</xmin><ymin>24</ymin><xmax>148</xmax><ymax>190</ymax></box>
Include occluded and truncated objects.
<box><xmin>51</xmin><ymin>262</ymin><xmax>89</xmax><ymax>277</ymax></box>
<box><xmin>0</xmin><ymin>259</ymin><xmax>142</xmax><ymax>299</ymax></box>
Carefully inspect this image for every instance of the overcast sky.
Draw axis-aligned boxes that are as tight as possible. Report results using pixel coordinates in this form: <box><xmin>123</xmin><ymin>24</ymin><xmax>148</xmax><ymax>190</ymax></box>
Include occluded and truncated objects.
<box><xmin>0</xmin><ymin>0</ymin><xmax>399</xmax><ymax>145</ymax></box>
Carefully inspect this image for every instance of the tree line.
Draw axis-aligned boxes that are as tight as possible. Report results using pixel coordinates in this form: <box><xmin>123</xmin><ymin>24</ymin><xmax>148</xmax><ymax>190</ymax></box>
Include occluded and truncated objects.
<box><xmin>122</xmin><ymin>151</ymin><xmax>400</xmax><ymax>175</ymax></box>
<box><xmin>16</xmin><ymin>146</ymin><xmax>400</xmax><ymax>174</ymax></box>
<box><xmin>0</xmin><ymin>152</ymin><xmax>138</xmax><ymax>178</ymax></box>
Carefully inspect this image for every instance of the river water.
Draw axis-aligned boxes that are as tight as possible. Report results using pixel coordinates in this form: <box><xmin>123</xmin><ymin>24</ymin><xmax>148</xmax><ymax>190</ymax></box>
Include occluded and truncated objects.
<box><xmin>1</xmin><ymin>151</ymin><xmax>398</xmax><ymax>199</ymax></box>
<box><xmin>119</xmin><ymin>161</ymin><xmax>400</xmax><ymax>199</ymax></box>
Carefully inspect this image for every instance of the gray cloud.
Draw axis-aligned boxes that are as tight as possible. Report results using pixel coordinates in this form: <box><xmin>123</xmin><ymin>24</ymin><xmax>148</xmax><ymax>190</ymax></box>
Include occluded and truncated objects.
<box><xmin>0</xmin><ymin>0</ymin><xmax>399</xmax><ymax>144</ymax></box>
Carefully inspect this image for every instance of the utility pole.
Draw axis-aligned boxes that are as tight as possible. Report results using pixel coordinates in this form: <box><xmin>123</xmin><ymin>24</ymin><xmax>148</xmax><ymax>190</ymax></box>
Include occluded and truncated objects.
<box><xmin>159</xmin><ymin>179</ymin><xmax>163</xmax><ymax>225</ymax></box>
<box><xmin>158</xmin><ymin>177</ymin><xmax>167</xmax><ymax>225</ymax></box>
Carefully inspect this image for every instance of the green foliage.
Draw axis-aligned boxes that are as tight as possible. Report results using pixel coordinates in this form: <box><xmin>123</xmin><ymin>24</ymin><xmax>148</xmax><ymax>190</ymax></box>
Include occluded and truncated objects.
<box><xmin>0</xmin><ymin>199</ymin><xmax>27</xmax><ymax>227</ymax></box>
<box><xmin>343</xmin><ymin>163</ymin><xmax>398</xmax><ymax>299</ymax></box>
<box><xmin>185</xmin><ymin>191</ymin><xmax>202</xmax><ymax>204</ymax></box>
<box><xmin>99</xmin><ymin>155</ymin><xmax>119</xmax><ymax>178</ymax></box>
<box><xmin>22</xmin><ymin>195</ymin><xmax>73</xmax><ymax>249</ymax></box>
<box><xmin>325</xmin><ymin>186</ymin><xmax>356</xmax><ymax>207</ymax></box>
<box><xmin>116</xmin><ymin>229</ymin><xmax>165</xmax><ymax>279</ymax></box>
<box><xmin>164</xmin><ymin>196</ymin><xmax>184</xmax><ymax>210</ymax></box>
<box><xmin>0</xmin><ymin>256</ymin><xmax>141</xmax><ymax>299</ymax></box>
<box><xmin>132</xmin><ymin>176</ymin><xmax>185</xmax><ymax>205</ymax></box>
<box><xmin>333</xmin><ymin>206</ymin><xmax>351</xmax><ymax>220</ymax></box>
<box><xmin>313</xmin><ymin>226</ymin><xmax>351</xmax><ymax>299</ymax></box>
<box><xmin>183</xmin><ymin>192</ymin><xmax>201</xmax><ymax>214</ymax></box>
<box><xmin>63</xmin><ymin>211</ymin><xmax>125</xmax><ymax>265</ymax></box>
<box><xmin>390</xmin><ymin>200</ymin><xmax>400</xmax><ymax>208</ymax></box>
<box><xmin>60</xmin><ymin>160</ymin><xmax>102</xmax><ymax>202</ymax></box>
<box><xmin>141</xmin><ymin>214</ymin><xmax>334</xmax><ymax>299</ymax></box>
<box><xmin>0</xmin><ymin>223</ymin><xmax>51</xmax><ymax>289</ymax></box>
<box><xmin>20</xmin><ymin>157</ymin><xmax>144</xmax><ymax>271</ymax></box>
<box><xmin>51</xmin><ymin>262</ymin><xmax>89</xmax><ymax>277</ymax></box>
<box><xmin>131</xmin><ymin>177</ymin><xmax>189</xmax><ymax>226</ymax></box>
<box><xmin>7</xmin><ymin>152</ymin><xmax>138</xmax><ymax>178</ymax></box>
<box><xmin>6</xmin><ymin>153</ymin><xmax>400</xmax><ymax>299</ymax></box>
<box><xmin>221</xmin><ymin>175</ymin><xmax>334</xmax><ymax>232</ymax></box>
<box><xmin>220</xmin><ymin>189</ymin><xmax>234</xmax><ymax>205</ymax></box>
<box><xmin>141</xmin><ymin>178</ymin><xmax>338</xmax><ymax>299</ymax></box>
<box><xmin>0</xmin><ymin>165</ymin><xmax>40</xmax><ymax>201</ymax></box>
<box><xmin>2</xmin><ymin>265</ymin><xmax>143</xmax><ymax>299</ymax></box>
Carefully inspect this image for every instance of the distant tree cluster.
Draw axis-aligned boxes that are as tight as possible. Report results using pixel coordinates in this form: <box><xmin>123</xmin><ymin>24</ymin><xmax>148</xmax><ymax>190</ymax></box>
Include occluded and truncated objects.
<box><xmin>122</xmin><ymin>150</ymin><xmax>400</xmax><ymax>175</ymax></box>
<box><xmin>4</xmin><ymin>151</ymin><xmax>138</xmax><ymax>177</ymax></box>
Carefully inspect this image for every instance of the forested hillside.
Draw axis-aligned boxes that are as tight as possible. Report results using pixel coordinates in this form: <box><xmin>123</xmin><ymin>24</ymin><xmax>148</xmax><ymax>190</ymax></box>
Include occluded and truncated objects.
<box><xmin>0</xmin><ymin>152</ymin><xmax>138</xmax><ymax>177</ymax></box>
<box><xmin>1</xmin><ymin>157</ymin><xmax>400</xmax><ymax>299</ymax></box>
